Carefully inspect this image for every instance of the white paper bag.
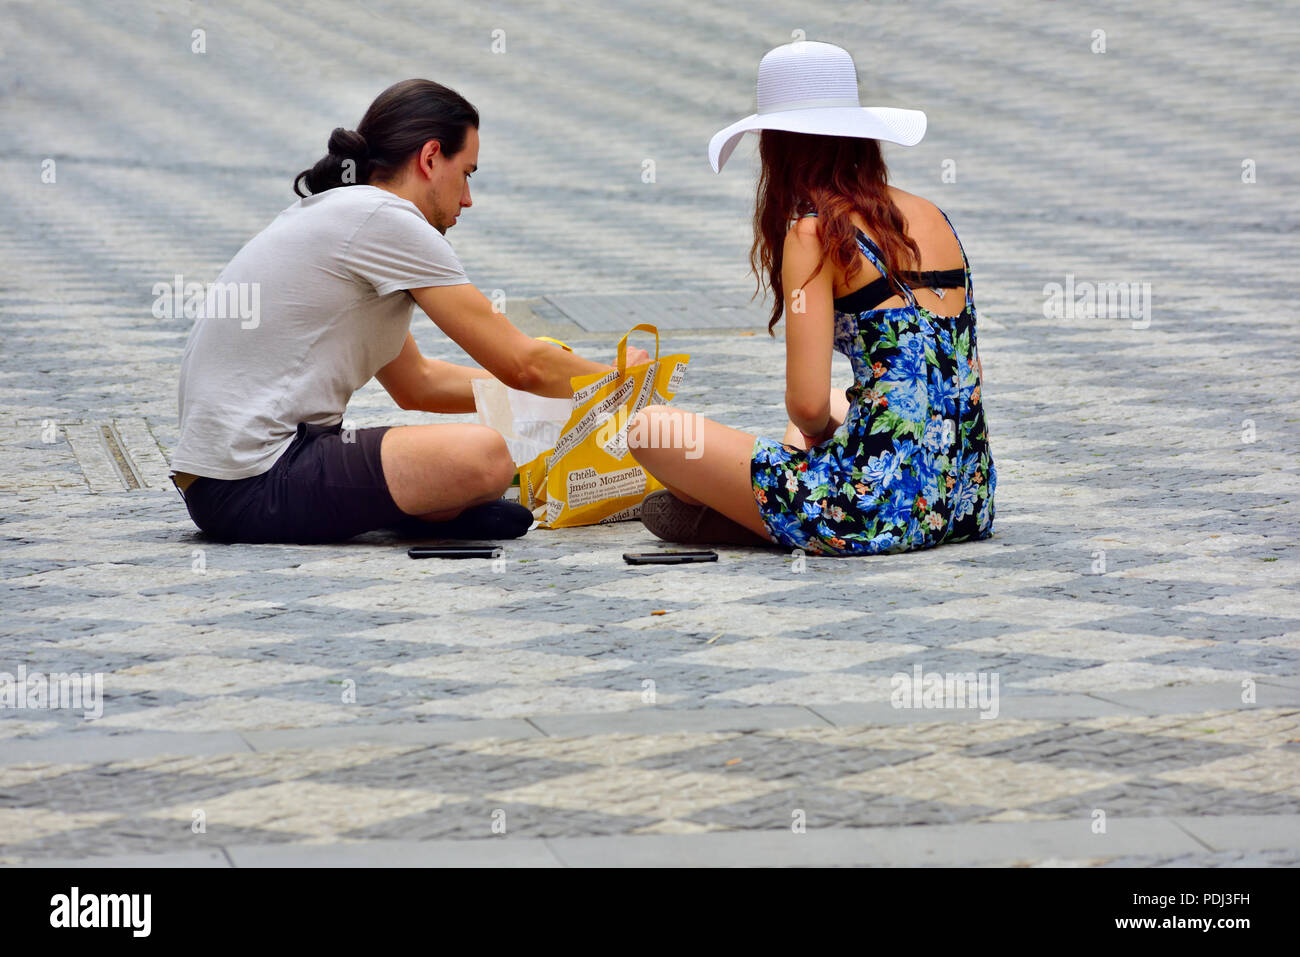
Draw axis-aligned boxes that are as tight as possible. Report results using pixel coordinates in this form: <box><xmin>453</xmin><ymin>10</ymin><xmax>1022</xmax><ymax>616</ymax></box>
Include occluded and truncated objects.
<box><xmin>472</xmin><ymin>379</ymin><xmax>573</xmax><ymax>467</ymax></box>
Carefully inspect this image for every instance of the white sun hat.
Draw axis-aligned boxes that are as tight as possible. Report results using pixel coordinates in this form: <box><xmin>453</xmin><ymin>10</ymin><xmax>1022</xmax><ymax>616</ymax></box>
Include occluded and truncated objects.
<box><xmin>708</xmin><ymin>40</ymin><xmax>927</xmax><ymax>173</ymax></box>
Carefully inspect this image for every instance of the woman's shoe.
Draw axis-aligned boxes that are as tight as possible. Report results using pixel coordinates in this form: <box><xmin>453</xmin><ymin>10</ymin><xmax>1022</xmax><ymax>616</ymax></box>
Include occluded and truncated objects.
<box><xmin>639</xmin><ymin>490</ymin><xmax>772</xmax><ymax>547</ymax></box>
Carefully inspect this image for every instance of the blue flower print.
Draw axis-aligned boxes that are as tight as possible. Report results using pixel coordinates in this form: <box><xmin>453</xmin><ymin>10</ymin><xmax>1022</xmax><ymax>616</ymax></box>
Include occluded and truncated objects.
<box><xmin>863</xmin><ymin>449</ymin><xmax>903</xmax><ymax>490</ymax></box>
<box><xmin>748</xmin><ymin>209</ymin><xmax>995</xmax><ymax>556</ymax></box>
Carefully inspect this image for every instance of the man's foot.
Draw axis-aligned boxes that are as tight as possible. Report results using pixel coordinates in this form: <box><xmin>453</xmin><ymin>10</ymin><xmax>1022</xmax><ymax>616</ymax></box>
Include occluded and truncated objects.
<box><xmin>395</xmin><ymin>499</ymin><xmax>535</xmax><ymax>540</ymax></box>
<box><xmin>639</xmin><ymin>490</ymin><xmax>771</xmax><ymax>547</ymax></box>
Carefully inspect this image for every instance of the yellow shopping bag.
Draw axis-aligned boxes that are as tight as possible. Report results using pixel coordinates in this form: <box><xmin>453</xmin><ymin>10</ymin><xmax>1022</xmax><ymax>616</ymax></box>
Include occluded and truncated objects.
<box><xmin>519</xmin><ymin>324</ymin><xmax>690</xmax><ymax>528</ymax></box>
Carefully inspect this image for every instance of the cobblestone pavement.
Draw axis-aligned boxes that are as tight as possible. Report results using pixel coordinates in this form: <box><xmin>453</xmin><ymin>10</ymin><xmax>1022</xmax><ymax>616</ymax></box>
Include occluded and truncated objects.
<box><xmin>2</xmin><ymin>0</ymin><xmax>1298</xmax><ymax>866</ymax></box>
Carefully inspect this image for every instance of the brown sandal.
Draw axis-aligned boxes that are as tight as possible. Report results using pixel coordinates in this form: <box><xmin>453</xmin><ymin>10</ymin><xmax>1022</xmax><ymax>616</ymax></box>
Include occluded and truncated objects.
<box><xmin>639</xmin><ymin>490</ymin><xmax>772</xmax><ymax>547</ymax></box>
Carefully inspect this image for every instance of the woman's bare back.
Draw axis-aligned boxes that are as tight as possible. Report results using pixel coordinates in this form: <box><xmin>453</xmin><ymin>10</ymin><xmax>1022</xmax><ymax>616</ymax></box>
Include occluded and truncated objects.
<box><xmin>836</xmin><ymin>187</ymin><xmax>967</xmax><ymax>318</ymax></box>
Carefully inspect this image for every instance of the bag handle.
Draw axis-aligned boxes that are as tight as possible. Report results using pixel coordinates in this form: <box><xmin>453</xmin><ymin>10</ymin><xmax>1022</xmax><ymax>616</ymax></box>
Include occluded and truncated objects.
<box><xmin>616</xmin><ymin>323</ymin><xmax>660</xmax><ymax>375</ymax></box>
<box><xmin>536</xmin><ymin>336</ymin><xmax>573</xmax><ymax>353</ymax></box>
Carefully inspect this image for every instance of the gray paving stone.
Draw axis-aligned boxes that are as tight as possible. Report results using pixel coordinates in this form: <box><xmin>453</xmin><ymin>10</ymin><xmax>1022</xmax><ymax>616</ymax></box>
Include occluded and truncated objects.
<box><xmin>1093</xmin><ymin>683</ymin><xmax>1297</xmax><ymax>714</ymax></box>
<box><xmin>1025</xmin><ymin>780</ymin><xmax>1300</xmax><ymax>819</ymax></box>
<box><xmin>528</xmin><ymin>705</ymin><xmax>830</xmax><ymax>737</ymax></box>
<box><xmin>566</xmin><ymin>662</ymin><xmax>804</xmax><ymax>697</ymax></box>
<box><xmin>304</xmin><ymin>747</ymin><xmax>593</xmax><ymax>793</ymax></box>
<box><xmin>633</xmin><ymin>734</ymin><xmax>923</xmax><ymax>781</ymax></box>
<box><xmin>341</xmin><ymin>801</ymin><xmax>657</xmax><ymax>842</ymax></box>
<box><xmin>545</xmin><ymin>817</ymin><xmax>1207</xmax><ymax>867</ymax></box>
<box><xmin>813</xmin><ymin>693</ymin><xmax>1141</xmax><ymax>725</ymax></box>
<box><xmin>2</xmin><ymin>820</ymin><xmax>292</xmax><ymax>863</ymax></box>
<box><xmin>961</xmin><ymin>727</ymin><xmax>1251</xmax><ymax>773</ymax></box>
<box><xmin>542</xmin><ymin>290</ymin><xmax>761</xmax><ymax>332</ymax></box>
<box><xmin>226</xmin><ymin>837</ymin><xmax>564</xmax><ymax>867</ymax></box>
<box><xmin>0</xmin><ymin>768</ymin><xmax>268</xmax><ymax>814</ymax></box>
<box><xmin>240</xmin><ymin>719</ymin><xmax>542</xmax><ymax>751</ymax></box>
<box><xmin>1258</xmin><ymin>674</ymin><xmax>1300</xmax><ymax>692</ymax></box>
<box><xmin>0</xmin><ymin>731</ymin><xmax>252</xmax><ymax>767</ymax></box>
<box><xmin>9</xmin><ymin>849</ymin><xmax>231</xmax><ymax>868</ymax></box>
<box><xmin>690</xmin><ymin>787</ymin><xmax>991</xmax><ymax>831</ymax></box>
<box><xmin>1098</xmin><ymin>847</ymin><xmax>1300</xmax><ymax>867</ymax></box>
<box><xmin>1173</xmin><ymin>814</ymin><xmax>1300</xmax><ymax>854</ymax></box>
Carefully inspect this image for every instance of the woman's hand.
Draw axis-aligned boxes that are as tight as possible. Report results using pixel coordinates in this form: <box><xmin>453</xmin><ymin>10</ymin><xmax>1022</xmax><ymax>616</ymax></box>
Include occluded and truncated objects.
<box><xmin>799</xmin><ymin>422</ymin><xmax>835</xmax><ymax>447</ymax></box>
<box><xmin>786</xmin><ymin>388</ymin><xmax>850</xmax><ymax>449</ymax></box>
<box><xmin>624</xmin><ymin>346</ymin><xmax>651</xmax><ymax>367</ymax></box>
<box><xmin>799</xmin><ymin>413</ymin><xmax>840</xmax><ymax>447</ymax></box>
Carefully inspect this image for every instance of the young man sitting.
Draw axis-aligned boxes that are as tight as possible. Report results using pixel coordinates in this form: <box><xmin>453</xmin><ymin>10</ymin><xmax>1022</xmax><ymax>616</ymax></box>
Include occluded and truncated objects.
<box><xmin>171</xmin><ymin>78</ymin><xmax>645</xmax><ymax>544</ymax></box>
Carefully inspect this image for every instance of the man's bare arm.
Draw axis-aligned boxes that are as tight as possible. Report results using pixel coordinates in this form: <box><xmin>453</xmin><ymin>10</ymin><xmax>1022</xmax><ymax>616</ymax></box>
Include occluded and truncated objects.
<box><xmin>376</xmin><ymin>333</ymin><xmax>492</xmax><ymax>414</ymax></box>
<box><xmin>409</xmin><ymin>284</ymin><xmax>615</xmax><ymax>398</ymax></box>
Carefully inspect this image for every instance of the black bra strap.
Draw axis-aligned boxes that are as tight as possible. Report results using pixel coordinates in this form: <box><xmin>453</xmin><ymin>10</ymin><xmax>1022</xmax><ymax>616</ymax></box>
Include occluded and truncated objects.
<box><xmin>834</xmin><ymin>267</ymin><xmax>967</xmax><ymax>313</ymax></box>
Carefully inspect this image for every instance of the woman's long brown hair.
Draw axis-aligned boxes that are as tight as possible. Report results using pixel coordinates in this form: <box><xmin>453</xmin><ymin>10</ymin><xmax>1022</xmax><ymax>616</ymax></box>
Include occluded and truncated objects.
<box><xmin>749</xmin><ymin>130</ymin><xmax>922</xmax><ymax>335</ymax></box>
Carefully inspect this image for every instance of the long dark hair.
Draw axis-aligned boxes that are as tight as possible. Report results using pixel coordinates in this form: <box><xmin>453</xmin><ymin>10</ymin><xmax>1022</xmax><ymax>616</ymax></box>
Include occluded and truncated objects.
<box><xmin>750</xmin><ymin>130</ymin><xmax>921</xmax><ymax>335</ymax></box>
<box><xmin>293</xmin><ymin>79</ymin><xmax>479</xmax><ymax>197</ymax></box>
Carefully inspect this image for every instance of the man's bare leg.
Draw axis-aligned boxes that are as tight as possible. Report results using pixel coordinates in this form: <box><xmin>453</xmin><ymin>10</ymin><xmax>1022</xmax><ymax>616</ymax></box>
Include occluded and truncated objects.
<box><xmin>380</xmin><ymin>423</ymin><xmax>515</xmax><ymax>523</ymax></box>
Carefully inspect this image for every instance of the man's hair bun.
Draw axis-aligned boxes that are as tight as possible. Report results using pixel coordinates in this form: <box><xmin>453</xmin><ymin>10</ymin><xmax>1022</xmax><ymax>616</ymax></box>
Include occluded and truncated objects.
<box><xmin>327</xmin><ymin>127</ymin><xmax>368</xmax><ymax>160</ymax></box>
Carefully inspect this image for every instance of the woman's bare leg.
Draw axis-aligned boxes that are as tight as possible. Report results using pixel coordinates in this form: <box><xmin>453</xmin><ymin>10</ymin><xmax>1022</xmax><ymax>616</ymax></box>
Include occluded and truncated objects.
<box><xmin>627</xmin><ymin>405</ymin><xmax>773</xmax><ymax>540</ymax></box>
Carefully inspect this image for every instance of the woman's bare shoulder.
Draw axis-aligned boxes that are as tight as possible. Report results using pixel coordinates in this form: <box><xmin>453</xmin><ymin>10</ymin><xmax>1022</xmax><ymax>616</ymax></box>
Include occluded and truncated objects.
<box><xmin>787</xmin><ymin>213</ymin><xmax>822</xmax><ymax>240</ymax></box>
<box><xmin>886</xmin><ymin>186</ymin><xmax>946</xmax><ymax>223</ymax></box>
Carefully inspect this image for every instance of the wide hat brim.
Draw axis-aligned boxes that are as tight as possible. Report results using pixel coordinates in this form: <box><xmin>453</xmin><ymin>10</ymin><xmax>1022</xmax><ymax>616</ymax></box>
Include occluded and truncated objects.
<box><xmin>708</xmin><ymin>106</ymin><xmax>927</xmax><ymax>172</ymax></box>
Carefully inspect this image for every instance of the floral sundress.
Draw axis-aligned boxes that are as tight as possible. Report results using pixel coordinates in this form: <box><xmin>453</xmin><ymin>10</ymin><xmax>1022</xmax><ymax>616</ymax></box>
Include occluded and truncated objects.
<box><xmin>750</xmin><ymin>209</ymin><xmax>996</xmax><ymax>556</ymax></box>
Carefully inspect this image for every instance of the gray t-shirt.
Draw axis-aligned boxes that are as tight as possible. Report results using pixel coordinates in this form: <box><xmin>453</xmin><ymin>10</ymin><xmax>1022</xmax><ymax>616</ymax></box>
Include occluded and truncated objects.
<box><xmin>173</xmin><ymin>185</ymin><xmax>469</xmax><ymax>480</ymax></box>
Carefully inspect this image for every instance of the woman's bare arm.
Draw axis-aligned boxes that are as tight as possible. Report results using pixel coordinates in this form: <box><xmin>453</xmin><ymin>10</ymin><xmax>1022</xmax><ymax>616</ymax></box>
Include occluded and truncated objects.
<box><xmin>781</xmin><ymin>217</ymin><xmax>836</xmax><ymax>438</ymax></box>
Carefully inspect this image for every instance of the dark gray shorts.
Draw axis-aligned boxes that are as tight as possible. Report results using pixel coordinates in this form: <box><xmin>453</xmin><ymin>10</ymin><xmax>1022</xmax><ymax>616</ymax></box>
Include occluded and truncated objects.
<box><xmin>181</xmin><ymin>422</ymin><xmax>410</xmax><ymax>544</ymax></box>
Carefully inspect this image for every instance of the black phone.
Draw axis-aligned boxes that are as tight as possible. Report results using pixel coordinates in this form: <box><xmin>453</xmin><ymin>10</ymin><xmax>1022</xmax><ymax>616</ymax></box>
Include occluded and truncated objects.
<box><xmin>408</xmin><ymin>545</ymin><xmax>503</xmax><ymax>560</ymax></box>
<box><xmin>623</xmin><ymin>551</ymin><xmax>718</xmax><ymax>565</ymax></box>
